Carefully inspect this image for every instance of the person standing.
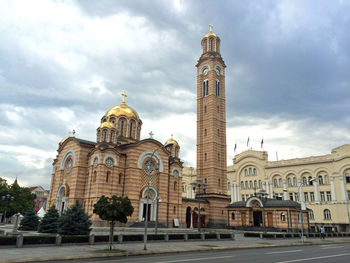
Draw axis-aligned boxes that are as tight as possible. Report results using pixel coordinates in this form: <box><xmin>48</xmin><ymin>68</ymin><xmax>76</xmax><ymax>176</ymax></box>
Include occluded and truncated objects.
<box><xmin>320</xmin><ymin>226</ymin><xmax>325</xmax><ymax>239</ymax></box>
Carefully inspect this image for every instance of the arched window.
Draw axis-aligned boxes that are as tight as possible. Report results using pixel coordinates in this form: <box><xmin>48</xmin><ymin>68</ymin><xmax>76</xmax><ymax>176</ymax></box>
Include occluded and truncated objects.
<box><xmin>204</xmin><ymin>153</ymin><xmax>207</xmax><ymax>161</ymax></box>
<box><xmin>293</xmin><ymin>177</ymin><xmax>297</xmax><ymax>186</ymax></box>
<box><xmin>281</xmin><ymin>213</ymin><xmax>286</xmax><ymax>222</ymax></box>
<box><xmin>245</xmin><ymin>181</ymin><xmax>248</xmax><ymax>189</ymax></box>
<box><xmin>254</xmin><ymin>180</ymin><xmax>257</xmax><ymax>188</ymax></box>
<box><xmin>231</xmin><ymin>212</ymin><xmax>235</xmax><ymax>220</ymax></box>
<box><xmin>249</xmin><ymin>181</ymin><xmax>252</xmax><ymax>189</ymax></box>
<box><xmin>93</xmin><ymin>171</ymin><xmax>97</xmax><ymax>182</ymax></box>
<box><xmin>318</xmin><ymin>175</ymin><xmax>324</xmax><ymax>185</ymax></box>
<box><xmin>65</xmin><ymin>158</ymin><xmax>73</xmax><ymax>172</ymax></box>
<box><xmin>308</xmin><ymin>176</ymin><xmax>313</xmax><ymax>185</ymax></box>
<box><xmin>287</xmin><ymin>177</ymin><xmax>292</xmax><ymax>187</ymax></box>
<box><xmin>227</xmin><ymin>182</ymin><xmax>231</xmax><ymax>190</ymax></box>
<box><xmin>217</xmin><ymin>153</ymin><xmax>220</xmax><ymax>161</ymax></box>
<box><xmin>106</xmin><ymin>171</ymin><xmax>110</xmax><ymax>182</ymax></box>
<box><xmin>278</xmin><ymin>178</ymin><xmax>282</xmax><ymax>187</ymax></box>
<box><xmin>202</xmin><ymin>80</ymin><xmax>208</xmax><ymax>97</ymax></box>
<box><xmin>173</xmin><ymin>206</ymin><xmax>176</xmax><ymax>215</ymax></box>
<box><xmin>245</xmin><ymin>169</ymin><xmax>248</xmax><ymax>176</ymax></box>
<box><xmin>241</xmin><ymin>181</ymin><xmax>244</xmax><ymax>189</ymax></box>
<box><xmin>216</xmin><ymin>80</ymin><xmax>220</xmax><ymax>97</ymax></box>
<box><xmin>129</xmin><ymin>122</ymin><xmax>133</xmax><ymax>137</ymax></box>
<box><xmin>218</xmin><ymin>178</ymin><xmax>221</xmax><ymax>187</ymax></box>
<box><xmin>309</xmin><ymin>210</ymin><xmax>314</xmax><ymax>220</ymax></box>
<box><xmin>118</xmin><ymin>173</ymin><xmax>122</xmax><ymax>184</ymax></box>
<box><xmin>204</xmin><ymin>129</ymin><xmax>207</xmax><ymax>136</ymax></box>
<box><xmin>120</xmin><ymin>120</ymin><xmax>124</xmax><ymax>137</ymax></box>
<box><xmin>302</xmin><ymin>177</ymin><xmax>307</xmax><ymax>186</ymax></box>
<box><xmin>258</xmin><ymin>180</ymin><xmax>262</xmax><ymax>188</ymax></box>
<box><xmin>249</xmin><ymin>168</ymin><xmax>252</xmax><ymax>176</ymax></box>
<box><xmin>324</xmin><ymin>175</ymin><xmax>329</xmax><ymax>184</ymax></box>
<box><xmin>174</xmin><ymin>181</ymin><xmax>177</xmax><ymax>191</ymax></box>
<box><xmin>253</xmin><ymin>168</ymin><xmax>257</xmax><ymax>176</ymax></box>
<box><xmin>273</xmin><ymin>179</ymin><xmax>278</xmax><ymax>187</ymax></box>
<box><xmin>324</xmin><ymin>209</ymin><xmax>331</xmax><ymax>220</ymax></box>
<box><xmin>204</xmin><ymin>105</ymin><xmax>207</xmax><ymax>113</ymax></box>
<box><xmin>345</xmin><ymin>173</ymin><xmax>350</xmax><ymax>183</ymax></box>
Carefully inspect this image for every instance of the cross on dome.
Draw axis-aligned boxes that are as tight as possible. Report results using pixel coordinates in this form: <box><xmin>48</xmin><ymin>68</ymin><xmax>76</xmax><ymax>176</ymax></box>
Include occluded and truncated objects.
<box><xmin>209</xmin><ymin>24</ymin><xmax>213</xmax><ymax>32</ymax></box>
<box><xmin>121</xmin><ymin>91</ymin><xmax>127</xmax><ymax>104</ymax></box>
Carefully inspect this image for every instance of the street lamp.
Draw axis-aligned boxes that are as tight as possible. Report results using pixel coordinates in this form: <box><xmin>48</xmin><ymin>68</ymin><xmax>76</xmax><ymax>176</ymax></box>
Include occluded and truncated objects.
<box><xmin>298</xmin><ymin>178</ymin><xmax>316</xmax><ymax>243</ymax></box>
<box><xmin>143</xmin><ymin>142</ymin><xmax>173</xmax><ymax>250</ymax></box>
<box><xmin>1</xmin><ymin>194</ymin><xmax>14</xmax><ymax>224</ymax></box>
<box><xmin>191</xmin><ymin>179</ymin><xmax>207</xmax><ymax>232</ymax></box>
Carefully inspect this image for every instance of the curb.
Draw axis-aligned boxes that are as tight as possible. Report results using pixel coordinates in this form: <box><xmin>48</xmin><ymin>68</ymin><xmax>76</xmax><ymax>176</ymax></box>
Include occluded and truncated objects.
<box><xmin>2</xmin><ymin>240</ymin><xmax>350</xmax><ymax>263</ymax></box>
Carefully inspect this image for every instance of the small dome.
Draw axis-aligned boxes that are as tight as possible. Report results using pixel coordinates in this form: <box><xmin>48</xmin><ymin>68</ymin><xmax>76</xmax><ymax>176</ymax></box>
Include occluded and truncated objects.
<box><xmin>99</xmin><ymin>121</ymin><xmax>115</xmax><ymax>129</ymax></box>
<box><xmin>165</xmin><ymin>134</ymin><xmax>180</xmax><ymax>148</ymax></box>
<box><xmin>204</xmin><ymin>24</ymin><xmax>218</xmax><ymax>38</ymax></box>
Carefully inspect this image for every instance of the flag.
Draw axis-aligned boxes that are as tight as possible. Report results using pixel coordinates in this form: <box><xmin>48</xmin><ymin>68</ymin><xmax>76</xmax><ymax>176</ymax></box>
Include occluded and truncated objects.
<box><xmin>246</xmin><ymin>137</ymin><xmax>250</xmax><ymax>147</ymax></box>
<box><xmin>261</xmin><ymin>138</ymin><xmax>264</xmax><ymax>148</ymax></box>
<box><xmin>234</xmin><ymin>143</ymin><xmax>237</xmax><ymax>153</ymax></box>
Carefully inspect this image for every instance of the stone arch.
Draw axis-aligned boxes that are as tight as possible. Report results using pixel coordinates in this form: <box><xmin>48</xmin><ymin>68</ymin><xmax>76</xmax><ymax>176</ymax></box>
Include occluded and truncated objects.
<box><xmin>137</xmin><ymin>151</ymin><xmax>164</xmax><ymax>172</ymax></box>
<box><xmin>246</xmin><ymin>197</ymin><xmax>263</xmax><ymax>208</ymax></box>
<box><xmin>56</xmin><ymin>184</ymin><xmax>68</xmax><ymax>214</ymax></box>
<box><xmin>60</xmin><ymin>149</ymin><xmax>76</xmax><ymax>170</ymax></box>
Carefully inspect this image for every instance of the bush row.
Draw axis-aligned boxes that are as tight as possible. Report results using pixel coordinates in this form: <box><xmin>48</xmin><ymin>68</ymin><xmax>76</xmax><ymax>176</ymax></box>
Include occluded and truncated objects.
<box><xmin>0</xmin><ymin>232</ymin><xmax>233</xmax><ymax>246</ymax></box>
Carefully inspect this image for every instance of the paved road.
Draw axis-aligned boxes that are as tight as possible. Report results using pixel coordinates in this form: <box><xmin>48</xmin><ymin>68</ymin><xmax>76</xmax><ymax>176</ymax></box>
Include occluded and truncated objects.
<box><xmin>49</xmin><ymin>243</ymin><xmax>350</xmax><ymax>263</ymax></box>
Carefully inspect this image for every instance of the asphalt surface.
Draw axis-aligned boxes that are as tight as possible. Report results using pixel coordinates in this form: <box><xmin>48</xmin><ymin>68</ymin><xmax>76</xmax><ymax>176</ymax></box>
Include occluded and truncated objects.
<box><xmin>47</xmin><ymin>243</ymin><xmax>350</xmax><ymax>263</ymax></box>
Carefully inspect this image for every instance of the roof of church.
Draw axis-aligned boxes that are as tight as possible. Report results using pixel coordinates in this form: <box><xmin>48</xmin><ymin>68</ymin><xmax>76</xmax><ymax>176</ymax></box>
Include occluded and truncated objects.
<box><xmin>227</xmin><ymin>198</ymin><xmax>301</xmax><ymax>209</ymax></box>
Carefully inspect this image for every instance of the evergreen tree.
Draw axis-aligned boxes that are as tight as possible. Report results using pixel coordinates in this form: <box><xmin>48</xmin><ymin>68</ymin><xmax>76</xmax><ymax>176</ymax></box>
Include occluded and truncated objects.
<box><xmin>58</xmin><ymin>201</ymin><xmax>91</xmax><ymax>235</ymax></box>
<box><xmin>38</xmin><ymin>206</ymin><xmax>59</xmax><ymax>233</ymax></box>
<box><xmin>19</xmin><ymin>209</ymin><xmax>39</xmax><ymax>231</ymax></box>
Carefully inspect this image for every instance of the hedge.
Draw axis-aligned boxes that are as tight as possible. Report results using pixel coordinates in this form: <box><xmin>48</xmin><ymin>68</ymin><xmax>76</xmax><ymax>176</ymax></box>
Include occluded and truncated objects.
<box><xmin>62</xmin><ymin>235</ymin><xmax>90</xmax><ymax>244</ymax></box>
<box><xmin>147</xmin><ymin>234</ymin><xmax>165</xmax><ymax>241</ymax></box>
<box><xmin>188</xmin><ymin>233</ymin><xmax>201</xmax><ymax>240</ymax></box>
<box><xmin>205</xmin><ymin>233</ymin><xmax>217</xmax><ymax>239</ymax></box>
<box><xmin>23</xmin><ymin>236</ymin><xmax>56</xmax><ymax>245</ymax></box>
<box><xmin>0</xmin><ymin>236</ymin><xmax>17</xmax><ymax>246</ymax></box>
<box><xmin>220</xmin><ymin>233</ymin><xmax>231</xmax><ymax>239</ymax></box>
<box><xmin>169</xmin><ymin>234</ymin><xmax>184</xmax><ymax>240</ymax></box>
<box><xmin>95</xmin><ymin>235</ymin><xmax>109</xmax><ymax>243</ymax></box>
<box><xmin>123</xmin><ymin>234</ymin><xmax>143</xmax><ymax>242</ymax></box>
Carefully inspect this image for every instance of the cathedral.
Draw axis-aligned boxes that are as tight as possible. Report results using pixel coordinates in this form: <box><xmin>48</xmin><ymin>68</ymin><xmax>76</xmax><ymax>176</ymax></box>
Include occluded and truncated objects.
<box><xmin>47</xmin><ymin>26</ymin><xmax>231</xmax><ymax>228</ymax></box>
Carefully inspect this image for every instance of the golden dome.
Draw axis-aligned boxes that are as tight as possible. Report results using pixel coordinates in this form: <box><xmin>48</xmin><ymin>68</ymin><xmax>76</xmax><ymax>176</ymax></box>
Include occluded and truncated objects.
<box><xmin>204</xmin><ymin>24</ymin><xmax>217</xmax><ymax>38</ymax></box>
<box><xmin>104</xmin><ymin>92</ymin><xmax>140</xmax><ymax>121</ymax></box>
<box><xmin>165</xmin><ymin>134</ymin><xmax>180</xmax><ymax>148</ymax></box>
<box><xmin>99</xmin><ymin>121</ymin><xmax>115</xmax><ymax>129</ymax></box>
<box><xmin>59</xmin><ymin>136</ymin><xmax>69</xmax><ymax>145</ymax></box>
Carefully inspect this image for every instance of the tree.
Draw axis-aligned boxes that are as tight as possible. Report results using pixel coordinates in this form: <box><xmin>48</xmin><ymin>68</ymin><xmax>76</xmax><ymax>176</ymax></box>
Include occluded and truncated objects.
<box><xmin>93</xmin><ymin>195</ymin><xmax>134</xmax><ymax>250</ymax></box>
<box><xmin>19</xmin><ymin>209</ymin><xmax>40</xmax><ymax>231</ymax></box>
<box><xmin>38</xmin><ymin>206</ymin><xmax>60</xmax><ymax>233</ymax></box>
<box><xmin>58</xmin><ymin>201</ymin><xmax>91</xmax><ymax>235</ymax></box>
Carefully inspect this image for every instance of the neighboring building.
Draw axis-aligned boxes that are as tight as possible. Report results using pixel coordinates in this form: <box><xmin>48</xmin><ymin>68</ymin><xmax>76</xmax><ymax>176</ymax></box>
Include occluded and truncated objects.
<box><xmin>29</xmin><ymin>186</ymin><xmax>49</xmax><ymax>212</ymax></box>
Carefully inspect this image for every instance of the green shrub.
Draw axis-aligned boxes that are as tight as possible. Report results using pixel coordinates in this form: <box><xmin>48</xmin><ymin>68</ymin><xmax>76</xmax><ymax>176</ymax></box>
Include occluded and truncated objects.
<box><xmin>0</xmin><ymin>236</ymin><xmax>16</xmax><ymax>246</ymax></box>
<box><xmin>169</xmin><ymin>234</ymin><xmax>184</xmax><ymax>240</ymax></box>
<box><xmin>58</xmin><ymin>201</ymin><xmax>91</xmax><ymax>235</ymax></box>
<box><xmin>19</xmin><ymin>209</ymin><xmax>39</xmax><ymax>231</ymax></box>
<box><xmin>23</xmin><ymin>236</ymin><xmax>56</xmax><ymax>245</ymax></box>
<box><xmin>62</xmin><ymin>235</ymin><xmax>89</xmax><ymax>244</ymax></box>
<box><xmin>38</xmin><ymin>206</ymin><xmax>59</xmax><ymax>233</ymax></box>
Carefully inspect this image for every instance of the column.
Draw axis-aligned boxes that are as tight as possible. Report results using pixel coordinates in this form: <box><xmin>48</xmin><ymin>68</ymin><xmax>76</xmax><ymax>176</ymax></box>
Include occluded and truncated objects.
<box><xmin>231</xmin><ymin>184</ymin><xmax>234</xmax><ymax>203</ymax></box>
<box><xmin>339</xmin><ymin>176</ymin><xmax>347</xmax><ymax>203</ymax></box>
<box><xmin>330</xmin><ymin>177</ymin><xmax>337</xmax><ymax>203</ymax></box>
<box><xmin>233</xmin><ymin>184</ymin><xmax>237</xmax><ymax>202</ymax></box>
<box><xmin>314</xmin><ymin>181</ymin><xmax>320</xmax><ymax>204</ymax></box>
<box><xmin>269</xmin><ymin>182</ymin><xmax>273</xmax><ymax>198</ymax></box>
<box><xmin>283</xmin><ymin>180</ymin><xmax>288</xmax><ymax>200</ymax></box>
<box><xmin>237</xmin><ymin>185</ymin><xmax>240</xmax><ymax>201</ymax></box>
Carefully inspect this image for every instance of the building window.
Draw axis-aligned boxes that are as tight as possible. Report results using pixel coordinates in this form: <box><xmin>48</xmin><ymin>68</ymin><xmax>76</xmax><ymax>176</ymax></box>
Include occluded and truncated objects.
<box><xmin>249</xmin><ymin>181</ymin><xmax>253</xmax><ymax>189</ymax></box>
<box><xmin>310</xmin><ymin>192</ymin><xmax>315</xmax><ymax>202</ymax></box>
<box><xmin>245</xmin><ymin>169</ymin><xmax>248</xmax><ymax>176</ymax></box>
<box><xmin>318</xmin><ymin>175</ymin><xmax>324</xmax><ymax>185</ymax></box>
<box><xmin>174</xmin><ymin>206</ymin><xmax>176</xmax><ymax>215</ymax></box>
<box><xmin>129</xmin><ymin>122</ymin><xmax>133</xmax><ymax>137</ymax></box>
<box><xmin>120</xmin><ymin>120</ymin><xmax>124</xmax><ymax>136</ymax></box>
<box><xmin>324</xmin><ymin>209</ymin><xmax>331</xmax><ymax>220</ymax></box>
<box><xmin>204</xmin><ymin>105</ymin><xmax>207</xmax><ymax>113</ymax></box>
<box><xmin>320</xmin><ymin>191</ymin><xmax>325</xmax><ymax>202</ymax></box>
<box><xmin>216</xmin><ymin>80</ymin><xmax>220</xmax><ymax>97</ymax></box>
<box><xmin>227</xmin><ymin>182</ymin><xmax>231</xmax><ymax>190</ymax></box>
<box><xmin>203</xmin><ymin>80</ymin><xmax>209</xmax><ymax>97</ymax></box>
<box><xmin>281</xmin><ymin>213</ymin><xmax>286</xmax><ymax>222</ymax></box>
<box><xmin>348</xmin><ymin>190</ymin><xmax>350</xmax><ymax>201</ymax></box>
<box><xmin>287</xmin><ymin>178</ymin><xmax>292</xmax><ymax>187</ymax></box>
<box><xmin>249</xmin><ymin>168</ymin><xmax>252</xmax><ymax>176</ymax></box>
<box><xmin>308</xmin><ymin>176</ymin><xmax>313</xmax><ymax>185</ymax></box>
<box><xmin>118</xmin><ymin>173</ymin><xmax>122</xmax><ymax>184</ymax></box>
<box><xmin>106</xmin><ymin>171</ymin><xmax>110</xmax><ymax>182</ymax></box>
<box><xmin>324</xmin><ymin>175</ymin><xmax>329</xmax><ymax>184</ymax></box>
<box><xmin>304</xmin><ymin>192</ymin><xmax>309</xmax><ymax>202</ymax></box>
<box><xmin>294</xmin><ymin>193</ymin><xmax>299</xmax><ymax>202</ymax></box>
<box><xmin>241</xmin><ymin>181</ymin><xmax>244</xmax><ymax>189</ymax></box>
<box><xmin>254</xmin><ymin>180</ymin><xmax>257</xmax><ymax>188</ymax></box>
<box><xmin>293</xmin><ymin>177</ymin><xmax>297</xmax><ymax>186</ymax></box>
<box><xmin>253</xmin><ymin>168</ymin><xmax>257</xmax><ymax>176</ymax></box>
<box><xmin>231</xmin><ymin>213</ymin><xmax>235</xmax><ymax>220</ymax></box>
<box><xmin>245</xmin><ymin>181</ymin><xmax>248</xmax><ymax>189</ymax></box>
<box><xmin>204</xmin><ymin>153</ymin><xmax>207</xmax><ymax>161</ymax></box>
<box><xmin>182</xmin><ymin>184</ymin><xmax>185</xmax><ymax>193</ymax></box>
<box><xmin>302</xmin><ymin>177</ymin><xmax>307</xmax><ymax>186</ymax></box>
<box><xmin>174</xmin><ymin>181</ymin><xmax>177</xmax><ymax>191</ymax></box>
<box><xmin>309</xmin><ymin>210</ymin><xmax>314</xmax><ymax>220</ymax></box>
<box><xmin>326</xmin><ymin>191</ymin><xmax>331</xmax><ymax>201</ymax></box>
<box><xmin>242</xmin><ymin>195</ymin><xmax>245</xmax><ymax>201</ymax></box>
<box><xmin>345</xmin><ymin>173</ymin><xmax>350</xmax><ymax>183</ymax></box>
<box><xmin>278</xmin><ymin>178</ymin><xmax>282</xmax><ymax>187</ymax></box>
<box><xmin>289</xmin><ymin>193</ymin><xmax>293</xmax><ymax>201</ymax></box>
<box><xmin>258</xmin><ymin>180</ymin><xmax>262</xmax><ymax>188</ymax></box>
<box><xmin>204</xmin><ymin>129</ymin><xmax>207</xmax><ymax>136</ymax></box>
<box><xmin>273</xmin><ymin>179</ymin><xmax>278</xmax><ymax>187</ymax></box>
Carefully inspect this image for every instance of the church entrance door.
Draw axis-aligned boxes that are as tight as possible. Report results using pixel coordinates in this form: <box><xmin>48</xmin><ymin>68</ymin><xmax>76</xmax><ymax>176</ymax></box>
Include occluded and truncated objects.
<box><xmin>267</xmin><ymin>212</ymin><xmax>274</xmax><ymax>227</ymax></box>
<box><xmin>143</xmin><ymin>203</ymin><xmax>151</xmax><ymax>221</ymax></box>
<box><xmin>253</xmin><ymin>211</ymin><xmax>262</xmax><ymax>227</ymax></box>
<box><xmin>241</xmin><ymin>212</ymin><xmax>247</xmax><ymax>226</ymax></box>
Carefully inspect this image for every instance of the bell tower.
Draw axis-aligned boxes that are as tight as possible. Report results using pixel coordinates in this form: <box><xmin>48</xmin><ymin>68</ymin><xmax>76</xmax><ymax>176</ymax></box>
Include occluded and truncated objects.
<box><xmin>196</xmin><ymin>25</ymin><xmax>227</xmax><ymax>194</ymax></box>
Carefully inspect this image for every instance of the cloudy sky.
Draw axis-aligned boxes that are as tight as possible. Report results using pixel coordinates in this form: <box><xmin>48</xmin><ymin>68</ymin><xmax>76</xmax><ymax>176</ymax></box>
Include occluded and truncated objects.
<box><xmin>1</xmin><ymin>0</ymin><xmax>350</xmax><ymax>189</ymax></box>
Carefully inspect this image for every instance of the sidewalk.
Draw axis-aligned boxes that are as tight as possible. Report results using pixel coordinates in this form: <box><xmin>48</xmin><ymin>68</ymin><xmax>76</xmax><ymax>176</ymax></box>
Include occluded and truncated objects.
<box><xmin>1</xmin><ymin>235</ymin><xmax>350</xmax><ymax>263</ymax></box>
